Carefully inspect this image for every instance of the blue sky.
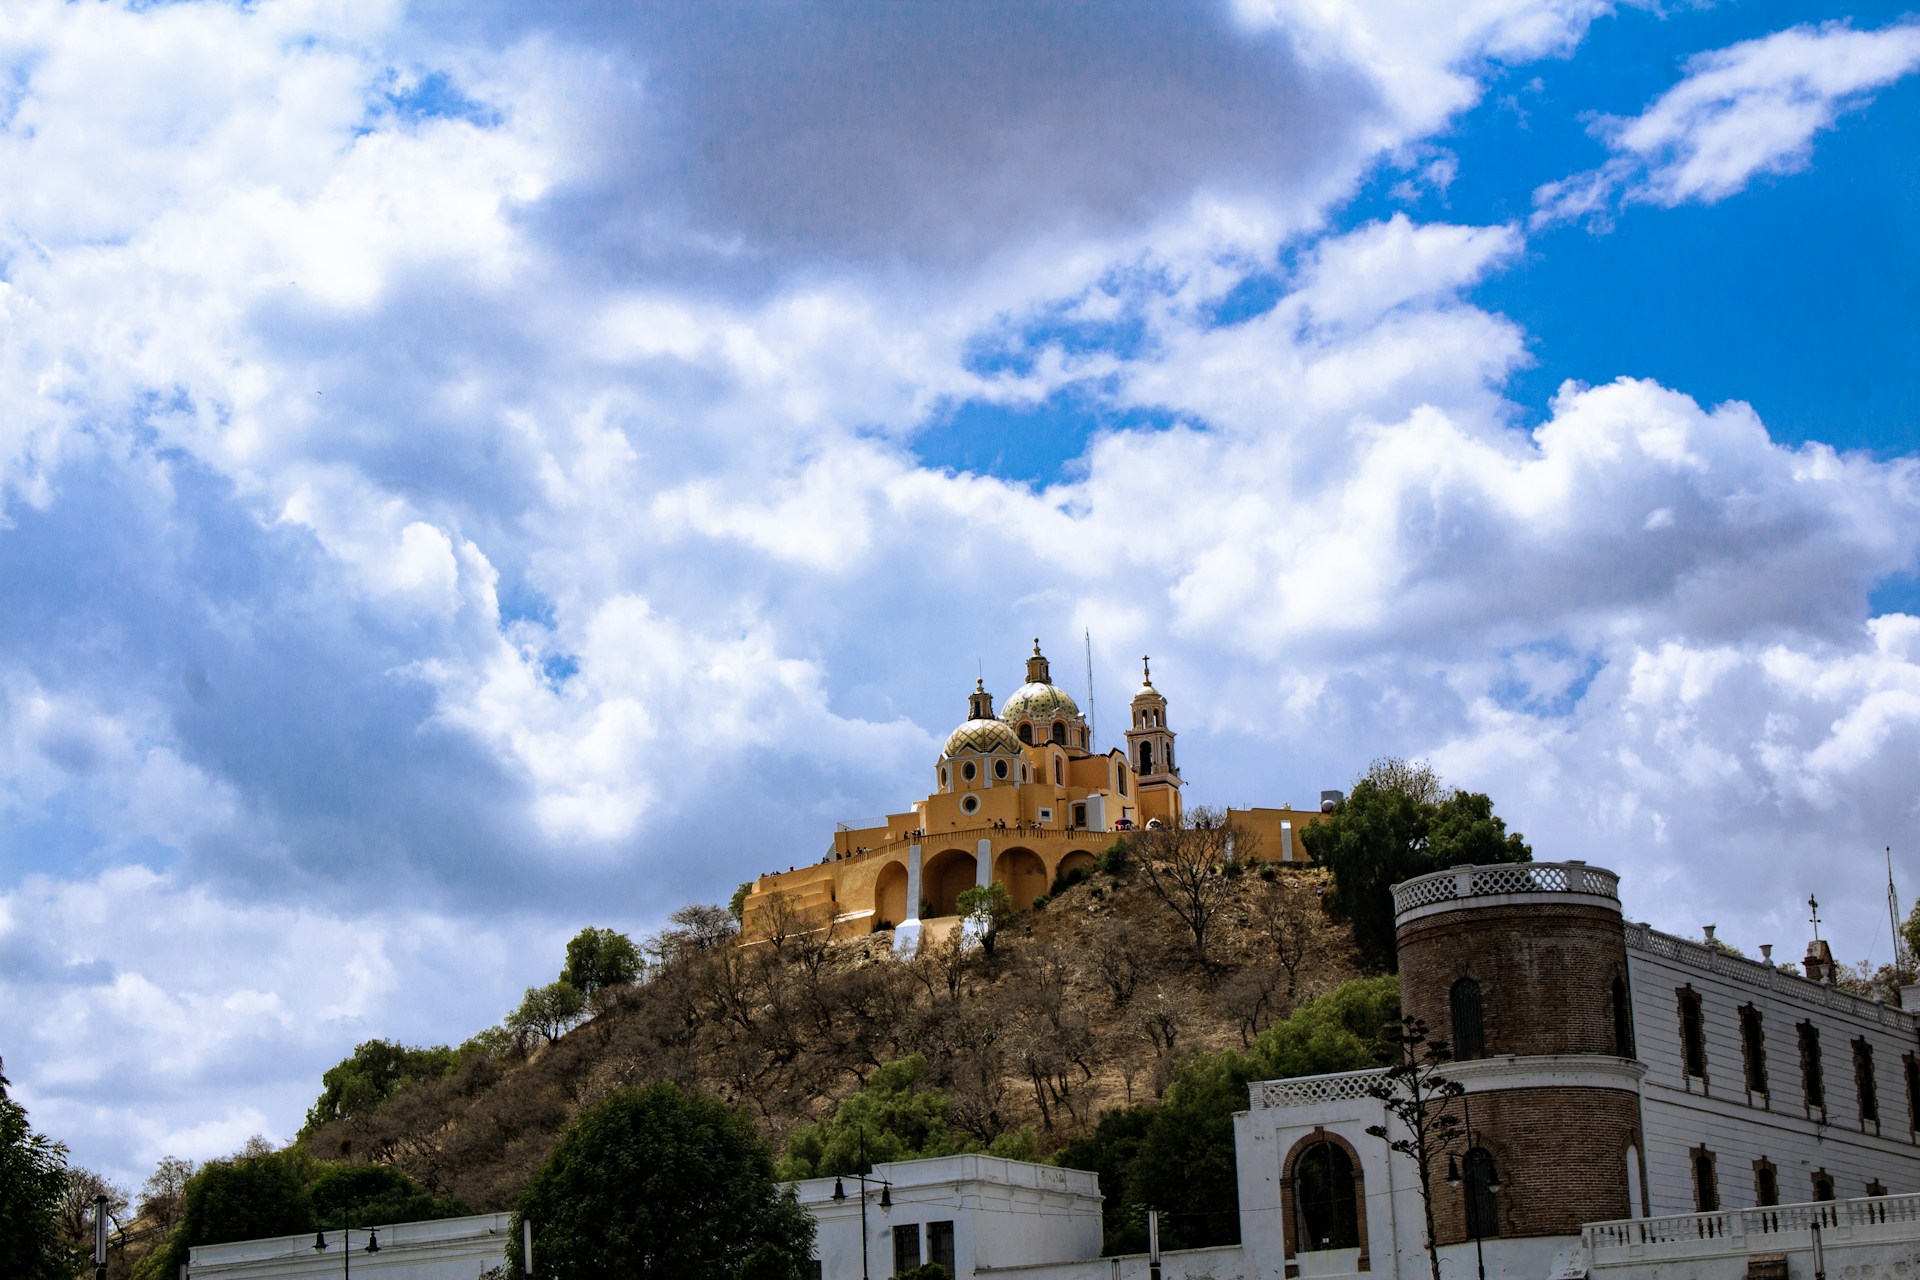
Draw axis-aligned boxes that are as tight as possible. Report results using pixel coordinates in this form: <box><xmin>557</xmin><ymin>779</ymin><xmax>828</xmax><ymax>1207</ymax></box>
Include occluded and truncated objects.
<box><xmin>2</xmin><ymin>0</ymin><xmax>1919</xmax><ymax>1191</ymax></box>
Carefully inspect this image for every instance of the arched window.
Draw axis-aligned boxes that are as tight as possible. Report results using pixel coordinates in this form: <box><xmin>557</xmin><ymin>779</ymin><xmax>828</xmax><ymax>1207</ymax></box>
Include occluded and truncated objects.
<box><xmin>1051</xmin><ymin>721</ymin><xmax>1067</xmax><ymax>745</ymax></box>
<box><xmin>1451</xmin><ymin>978</ymin><xmax>1485</xmax><ymax>1061</ymax></box>
<box><xmin>1119</xmin><ymin>766</ymin><xmax>1129</xmax><ymax>796</ymax></box>
<box><xmin>1294</xmin><ymin>1141</ymin><xmax>1359</xmax><ymax>1251</ymax></box>
<box><xmin>1612</xmin><ymin>974</ymin><xmax>1635</xmax><ymax>1057</ymax></box>
<box><xmin>1755</xmin><ymin>1159</ymin><xmax>1779</xmax><ymax>1207</ymax></box>
<box><xmin>1139</xmin><ymin>742</ymin><xmax>1154</xmax><ymax>774</ymax></box>
<box><xmin>1018</xmin><ymin>723</ymin><xmax>1033</xmax><ymax>745</ymax></box>
<box><xmin>1463</xmin><ymin>1148</ymin><xmax>1500</xmax><ymax>1238</ymax></box>
<box><xmin>1813</xmin><ymin>1171</ymin><xmax>1835</xmax><ymax>1201</ymax></box>
<box><xmin>1054</xmin><ymin>758</ymin><xmax>1063</xmax><ymax>786</ymax></box>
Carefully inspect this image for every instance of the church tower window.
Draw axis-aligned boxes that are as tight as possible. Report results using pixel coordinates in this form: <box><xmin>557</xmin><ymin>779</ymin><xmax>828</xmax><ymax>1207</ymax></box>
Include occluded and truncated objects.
<box><xmin>1139</xmin><ymin>742</ymin><xmax>1154</xmax><ymax>774</ymax></box>
<box><xmin>1051</xmin><ymin>720</ymin><xmax>1067</xmax><ymax>745</ymax></box>
<box><xmin>1019</xmin><ymin>723</ymin><xmax>1033</xmax><ymax>744</ymax></box>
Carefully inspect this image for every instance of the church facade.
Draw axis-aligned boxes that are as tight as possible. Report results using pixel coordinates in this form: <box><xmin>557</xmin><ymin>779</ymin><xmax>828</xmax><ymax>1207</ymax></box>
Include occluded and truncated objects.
<box><xmin>738</xmin><ymin>642</ymin><xmax>1326</xmax><ymax>949</ymax></box>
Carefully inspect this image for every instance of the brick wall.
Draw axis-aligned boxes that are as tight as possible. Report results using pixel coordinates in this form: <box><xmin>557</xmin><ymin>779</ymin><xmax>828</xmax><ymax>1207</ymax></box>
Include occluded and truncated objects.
<box><xmin>1398</xmin><ymin>901</ymin><xmax>1629</xmax><ymax>1059</ymax></box>
<box><xmin>1427</xmin><ymin>1086</ymin><xmax>1640</xmax><ymax>1243</ymax></box>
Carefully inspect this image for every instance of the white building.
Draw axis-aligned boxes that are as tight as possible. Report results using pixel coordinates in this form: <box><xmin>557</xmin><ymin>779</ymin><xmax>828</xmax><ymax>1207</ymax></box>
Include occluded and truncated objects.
<box><xmin>793</xmin><ymin>1153</ymin><xmax>1104</xmax><ymax>1280</ymax></box>
<box><xmin>186</xmin><ymin>1212</ymin><xmax>513</xmax><ymax>1279</ymax></box>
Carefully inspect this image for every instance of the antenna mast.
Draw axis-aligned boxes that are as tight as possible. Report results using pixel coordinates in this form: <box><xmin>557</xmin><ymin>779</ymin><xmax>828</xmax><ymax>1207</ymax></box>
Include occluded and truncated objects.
<box><xmin>1084</xmin><ymin>628</ymin><xmax>1096</xmax><ymax>746</ymax></box>
<box><xmin>1889</xmin><ymin>847</ymin><xmax>1911</xmax><ymax>975</ymax></box>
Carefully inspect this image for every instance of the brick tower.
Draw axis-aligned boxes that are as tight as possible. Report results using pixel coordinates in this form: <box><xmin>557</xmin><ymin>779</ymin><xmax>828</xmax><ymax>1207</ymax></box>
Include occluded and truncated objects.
<box><xmin>1393</xmin><ymin>861</ymin><xmax>1648</xmax><ymax>1246</ymax></box>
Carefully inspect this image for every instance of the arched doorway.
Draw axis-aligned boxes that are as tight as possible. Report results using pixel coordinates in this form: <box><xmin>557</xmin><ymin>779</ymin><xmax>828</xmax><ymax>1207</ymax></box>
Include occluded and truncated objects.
<box><xmin>923</xmin><ymin>849</ymin><xmax>978</xmax><ymax>917</ymax></box>
<box><xmin>874</xmin><ymin>861</ymin><xmax>908</xmax><ymax>930</ymax></box>
<box><xmin>995</xmin><ymin>848</ymin><xmax>1047</xmax><ymax>909</ymax></box>
<box><xmin>1283</xmin><ymin>1132</ymin><xmax>1369</xmax><ymax>1269</ymax></box>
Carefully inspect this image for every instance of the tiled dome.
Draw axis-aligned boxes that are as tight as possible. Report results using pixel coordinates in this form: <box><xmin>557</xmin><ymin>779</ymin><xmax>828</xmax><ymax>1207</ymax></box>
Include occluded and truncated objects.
<box><xmin>1001</xmin><ymin>682</ymin><xmax>1081</xmax><ymax>724</ymax></box>
<box><xmin>944</xmin><ymin>717</ymin><xmax>1024</xmax><ymax>757</ymax></box>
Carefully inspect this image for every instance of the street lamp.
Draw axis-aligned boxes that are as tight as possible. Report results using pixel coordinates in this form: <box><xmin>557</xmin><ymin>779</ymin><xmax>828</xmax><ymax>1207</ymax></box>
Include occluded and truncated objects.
<box><xmin>830</xmin><ymin>1130</ymin><xmax>892</xmax><ymax>1280</ymax></box>
<box><xmin>1445</xmin><ymin>1094</ymin><xmax>1502</xmax><ymax>1280</ymax></box>
<box><xmin>312</xmin><ymin>1215</ymin><xmax>382</xmax><ymax>1278</ymax></box>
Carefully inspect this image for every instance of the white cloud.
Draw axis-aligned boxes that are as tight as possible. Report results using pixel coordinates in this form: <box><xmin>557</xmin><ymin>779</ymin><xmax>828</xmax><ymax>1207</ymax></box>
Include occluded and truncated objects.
<box><xmin>1534</xmin><ymin>19</ymin><xmax>1920</xmax><ymax>227</ymax></box>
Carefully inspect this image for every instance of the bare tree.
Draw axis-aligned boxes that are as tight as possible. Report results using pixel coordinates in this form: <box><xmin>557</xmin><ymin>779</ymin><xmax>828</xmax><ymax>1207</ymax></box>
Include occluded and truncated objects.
<box><xmin>1219</xmin><ymin>965</ymin><xmax>1285</xmax><ymax>1046</ymax></box>
<box><xmin>1091</xmin><ymin>930</ymin><xmax>1146</xmax><ymax>1006</ymax></box>
<box><xmin>137</xmin><ymin>1156</ymin><xmax>195</xmax><ymax>1237</ymax></box>
<box><xmin>1128</xmin><ymin>806</ymin><xmax>1253</xmax><ymax>969</ymax></box>
<box><xmin>1366</xmin><ymin>1017</ymin><xmax>1465</xmax><ymax>1280</ymax></box>
<box><xmin>1365</xmin><ymin>757</ymin><xmax>1451</xmax><ymax>805</ymax></box>
<box><xmin>57</xmin><ymin>1167</ymin><xmax>128</xmax><ymax>1256</ymax></box>
<box><xmin>1252</xmin><ymin>873</ymin><xmax>1320</xmax><ymax>998</ymax></box>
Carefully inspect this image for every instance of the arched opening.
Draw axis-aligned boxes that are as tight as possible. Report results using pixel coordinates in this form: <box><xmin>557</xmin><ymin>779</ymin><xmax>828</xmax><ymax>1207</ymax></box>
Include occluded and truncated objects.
<box><xmin>1056</xmin><ymin>850</ymin><xmax>1095</xmax><ymax>882</ymax></box>
<box><xmin>874</xmin><ymin>861</ymin><xmax>909</xmax><ymax>930</ymax></box>
<box><xmin>1051</xmin><ymin>720</ymin><xmax>1067</xmax><ymax>745</ymax></box>
<box><xmin>1451</xmin><ymin>977</ymin><xmax>1485</xmax><ymax>1060</ymax></box>
<box><xmin>1464</xmin><ymin>1148</ymin><xmax>1501</xmax><ymax>1237</ymax></box>
<box><xmin>995</xmin><ymin>848</ymin><xmax>1047</xmax><ymax>909</ymax></box>
<box><xmin>1053</xmin><ymin>757</ymin><xmax>1064</xmax><ymax>786</ymax></box>
<box><xmin>923</xmin><ymin>849</ymin><xmax>978</xmax><ymax>918</ymax></box>
<box><xmin>1018</xmin><ymin>722</ymin><xmax>1033</xmax><ymax>745</ymax></box>
<box><xmin>1139</xmin><ymin>742</ymin><xmax>1154</xmax><ymax>774</ymax></box>
<box><xmin>1292</xmin><ymin>1140</ymin><xmax>1360</xmax><ymax>1252</ymax></box>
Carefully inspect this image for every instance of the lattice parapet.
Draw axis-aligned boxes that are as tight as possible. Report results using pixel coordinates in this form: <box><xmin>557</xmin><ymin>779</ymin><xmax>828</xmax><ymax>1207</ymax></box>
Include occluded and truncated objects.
<box><xmin>1392</xmin><ymin>861</ymin><xmax>1620</xmax><ymax>918</ymax></box>
<box><xmin>1249</xmin><ymin>1068</ymin><xmax>1386</xmax><ymax>1110</ymax></box>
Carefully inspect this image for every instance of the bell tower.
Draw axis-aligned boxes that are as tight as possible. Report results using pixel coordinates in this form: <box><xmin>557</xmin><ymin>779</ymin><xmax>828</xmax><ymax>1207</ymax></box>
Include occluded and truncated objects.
<box><xmin>1025</xmin><ymin>639</ymin><xmax>1050</xmax><ymax>685</ymax></box>
<box><xmin>1125</xmin><ymin>657</ymin><xmax>1182</xmax><ymax>824</ymax></box>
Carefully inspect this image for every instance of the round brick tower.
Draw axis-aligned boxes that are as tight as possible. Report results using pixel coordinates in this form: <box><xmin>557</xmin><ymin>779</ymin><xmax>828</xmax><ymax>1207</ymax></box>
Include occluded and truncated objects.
<box><xmin>1393</xmin><ymin>861</ymin><xmax>1647</xmax><ymax>1245</ymax></box>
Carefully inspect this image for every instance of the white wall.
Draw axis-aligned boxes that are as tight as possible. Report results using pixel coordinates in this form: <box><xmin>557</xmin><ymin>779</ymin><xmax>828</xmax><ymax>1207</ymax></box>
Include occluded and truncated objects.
<box><xmin>1625</xmin><ymin>926</ymin><xmax>1920</xmax><ymax>1216</ymax></box>
<box><xmin>187</xmin><ymin>1213</ymin><xmax>514</xmax><ymax>1279</ymax></box>
<box><xmin>795</xmin><ymin>1154</ymin><xmax>1103</xmax><ymax>1280</ymax></box>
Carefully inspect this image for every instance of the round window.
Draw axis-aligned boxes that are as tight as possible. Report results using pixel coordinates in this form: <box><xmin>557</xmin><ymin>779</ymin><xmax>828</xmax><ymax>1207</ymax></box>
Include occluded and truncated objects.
<box><xmin>962</xmin><ymin>760</ymin><xmax>977</xmax><ymax>782</ymax></box>
<box><xmin>994</xmin><ymin>759</ymin><xmax>1009</xmax><ymax>779</ymax></box>
<box><xmin>961</xmin><ymin>794</ymin><xmax>980</xmax><ymax>814</ymax></box>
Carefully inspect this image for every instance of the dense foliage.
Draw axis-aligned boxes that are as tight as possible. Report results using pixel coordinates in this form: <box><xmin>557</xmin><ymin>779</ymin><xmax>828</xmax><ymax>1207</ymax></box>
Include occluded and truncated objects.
<box><xmin>512</xmin><ymin>1082</ymin><xmax>813</xmax><ymax>1280</ymax></box>
<box><xmin>1302</xmin><ymin>761</ymin><xmax>1530</xmax><ymax>970</ymax></box>
<box><xmin>302</xmin><ymin>1039</ymin><xmax>464</xmax><ymax>1136</ymax></box>
<box><xmin>1055</xmin><ymin>976</ymin><xmax>1401</xmax><ymax>1252</ymax></box>
<box><xmin>778</xmin><ymin>1054</ymin><xmax>1034</xmax><ymax>1178</ymax></box>
<box><xmin>0</xmin><ymin>1059</ymin><xmax>72</xmax><ymax>1280</ymax></box>
<box><xmin>563</xmin><ymin>926</ymin><xmax>644</xmax><ymax>998</ymax></box>
<box><xmin>133</xmin><ymin>1145</ymin><xmax>463</xmax><ymax>1279</ymax></box>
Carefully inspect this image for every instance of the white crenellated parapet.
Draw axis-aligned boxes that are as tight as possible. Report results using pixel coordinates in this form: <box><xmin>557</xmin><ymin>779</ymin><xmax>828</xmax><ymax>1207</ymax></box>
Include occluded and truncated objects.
<box><xmin>1392</xmin><ymin>859</ymin><xmax>1622</xmax><ymax>924</ymax></box>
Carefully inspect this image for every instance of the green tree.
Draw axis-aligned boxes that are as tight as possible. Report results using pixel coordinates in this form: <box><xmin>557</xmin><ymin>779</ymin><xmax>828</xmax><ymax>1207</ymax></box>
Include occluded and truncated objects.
<box><xmin>301</xmin><ymin>1040</ymin><xmax>459</xmax><ymax>1136</ymax></box>
<box><xmin>778</xmin><ymin>1055</ymin><xmax>966</xmax><ymax>1178</ymax></box>
<box><xmin>139</xmin><ymin>1147</ymin><xmax>316</xmax><ymax>1280</ymax></box>
<box><xmin>1060</xmin><ymin>977</ymin><xmax>1400</xmax><ymax>1253</ymax></box>
<box><xmin>508</xmin><ymin>979</ymin><xmax>587</xmax><ymax>1045</ymax></box>
<box><xmin>1302</xmin><ymin>762</ymin><xmax>1529</xmax><ymax>970</ymax></box>
<box><xmin>729</xmin><ymin>881</ymin><xmax>754</xmax><ymax>921</ymax></box>
<box><xmin>956</xmin><ymin>883</ymin><xmax>1015</xmax><ymax>957</ymax></box>
<box><xmin>0</xmin><ymin>1059</ymin><xmax>71</xmax><ymax>1280</ymax></box>
<box><xmin>563</xmin><ymin>927</ymin><xmax>644</xmax><ymax>999</ymax></box>
<box><xmin>308</xmin><ymin>1162</ymin><xmax>465</xmax><ymax>1227</ymax></box>
<box><xmin>511</xmin><ymin>1082</ymin><xmax>814</xmax><ymax>1280</ymax></box>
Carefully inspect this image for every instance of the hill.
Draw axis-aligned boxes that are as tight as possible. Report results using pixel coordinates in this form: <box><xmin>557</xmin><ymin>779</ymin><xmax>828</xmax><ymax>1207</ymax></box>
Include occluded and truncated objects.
<box><xmin>300</xmin><ymin>856</ymin><xmax>1365</xmax><ymax>1213</ymax></box>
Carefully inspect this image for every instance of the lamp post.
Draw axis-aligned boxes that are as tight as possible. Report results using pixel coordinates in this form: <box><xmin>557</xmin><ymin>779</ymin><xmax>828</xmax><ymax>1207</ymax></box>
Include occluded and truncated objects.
<box><xmin>312</xmin><ymin>1215</ymin><xmax>381</xmax><ymax>1278</ymax></box>
<box><xmin>830</xmin><ymin>1130</ymin><xmax>892</xmax><ymax>1280</ymax></box>
<box><xmin>92</xmin><ymin>1193</ymin><xmax>109</xmax><ymax>1280</ymax></box>
<box><xmin>1445</xmin><ymin>1094</ymin><xmax>1501</xmax><ymax>1280</ymax></box>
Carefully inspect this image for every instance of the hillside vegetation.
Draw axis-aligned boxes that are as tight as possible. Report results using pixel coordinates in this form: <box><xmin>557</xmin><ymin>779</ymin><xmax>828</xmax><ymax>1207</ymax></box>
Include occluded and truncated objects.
<box><xmin>301</xmin><ymin>853</ymin><xmax>1363</xmax><ymax>1216</ymax></box>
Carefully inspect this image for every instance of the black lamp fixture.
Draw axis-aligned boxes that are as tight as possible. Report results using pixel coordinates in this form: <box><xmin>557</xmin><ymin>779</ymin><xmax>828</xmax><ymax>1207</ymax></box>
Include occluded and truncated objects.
<box><xmin>833</xmin><ymin>1178</ymin><xmax>847</xmax><ymax>1201</ymax></box>
<box><xmin>365</xmin><ymin>1229</ymin><xmax>381</xmax><ymax>1254</ymax></box>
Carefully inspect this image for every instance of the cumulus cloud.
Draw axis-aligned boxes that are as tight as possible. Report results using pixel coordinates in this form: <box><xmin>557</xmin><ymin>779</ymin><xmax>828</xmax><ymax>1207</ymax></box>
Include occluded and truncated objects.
<box><xmin>1533</xmin><ymin>18</ymin><xmax>1920</xmax><ymax>227</ymax></box>
<box><xmin>3</xmin><ymin>0</ymin><xmax>1918</xmax><ymax>1192</ymax></box>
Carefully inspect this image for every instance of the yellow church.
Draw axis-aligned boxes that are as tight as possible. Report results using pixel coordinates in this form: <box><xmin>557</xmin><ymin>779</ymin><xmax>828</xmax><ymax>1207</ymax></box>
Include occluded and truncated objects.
<box><xmin>738</xmin><ymin>642</ymin><xmax>1324</xmax><ymax>950</ymax></box>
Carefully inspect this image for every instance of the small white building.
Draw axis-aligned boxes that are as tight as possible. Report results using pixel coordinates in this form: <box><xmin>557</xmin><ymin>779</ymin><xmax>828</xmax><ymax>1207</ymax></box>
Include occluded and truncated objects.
<box><xmin>186</xmin><ymin>1212</ymin><xmax>512</xmax><ymax>1279</ymax></box>
<box><xmin>792</xmin><ymin>1153</ymin><xmax>1104</xmax><ymax>1280</ymax></box>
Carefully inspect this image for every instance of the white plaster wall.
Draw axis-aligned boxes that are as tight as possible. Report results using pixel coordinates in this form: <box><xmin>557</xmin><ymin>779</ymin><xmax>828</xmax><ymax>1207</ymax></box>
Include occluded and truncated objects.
<box><xmin>796</xmin><ymin>1155</ymin><xmax>1102</xmax><ymax>1280</ymax></box>
<box><xmin>977</xmin><ymin>1243</ymin><xmax>1249</xmax><ymax>1280</ymax></box>
<box><xmin>1625</xmin><ymin>927</ymin><xmax>1920</xmax><ymax>1215</ymax></box>
<box><xmin>188</xmin><ymin>1213</ymin><xmax>514</xmax><ymax>1279</ymax></box>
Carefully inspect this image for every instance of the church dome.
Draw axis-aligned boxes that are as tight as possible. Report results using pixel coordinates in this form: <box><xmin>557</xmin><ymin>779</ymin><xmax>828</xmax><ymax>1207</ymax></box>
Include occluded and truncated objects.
<box><xmin>1002</xmin><ymin>681</ymin><xmax>1082</xmax><ymax>724</ymax></box>
<box><xmin>944</xmin><ymin>717</ymin><xmax>1024</xmax><ymax>758</ymax></box>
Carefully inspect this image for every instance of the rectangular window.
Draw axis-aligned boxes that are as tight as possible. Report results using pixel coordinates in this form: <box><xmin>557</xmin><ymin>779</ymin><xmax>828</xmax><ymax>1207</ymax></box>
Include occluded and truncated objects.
<box><xmin>1693</xmin><ymin>1147</ymin><xmax>1718</xmax><ymax>1212</ymax></box>
<box><xmin>1855</xmin><ymin>1038</ymin><xmax>1879</xmax><ymax>1125</ymax></box>
<box><xmin>1740</xmin><ymin>1005</ymin><xmax>1768</xmax><ymax>1096</ymax></box>
<box><xmin>1906</xmin><ymin>1054</ymin><xmax>1920</xmax><ymax>1133</ymax></box>
<box><xmin>1754</xmin><ymin>1160</ymin><xmax>1779</xmax><ymax>1208</ymax></box>
<box><xmin>1678</xmin><ymin>988</ymin><xmax>1707</xmax><ymax>1079</ymax></box>
<box><xmin>893</xmin><ymin>1224</ymin><xmax>921</xmax><ymax>1275</ymax></box>
<box><xmin>928</xmin><ymin>1220</ymin><xmax>956</xmax><ymax>1273</ymax></box>
<box><xmin>1800</xmin><ymin>1023</ymin><xmax>1825</xmax><ymax>1110</ymax></box>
